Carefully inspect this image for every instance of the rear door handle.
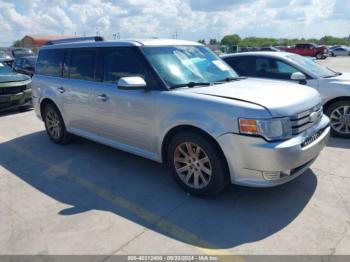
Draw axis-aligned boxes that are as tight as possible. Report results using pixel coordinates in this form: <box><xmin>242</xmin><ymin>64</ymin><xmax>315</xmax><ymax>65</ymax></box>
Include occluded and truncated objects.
<box><xmin>57</xmin><ymin>87</ymin><xmax>65</xmax><ymax>93</ymax></box>
<box><xmin>97</xmin><ymin>94</ymin><xmax>108</xmax><ymax>102</ymax></box>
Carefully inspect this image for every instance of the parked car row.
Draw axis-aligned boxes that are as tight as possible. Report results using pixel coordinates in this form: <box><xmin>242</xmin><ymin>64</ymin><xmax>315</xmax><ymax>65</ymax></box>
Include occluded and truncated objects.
<box><xmin>0</xmin><ymin>62</ymin><xmax>32</xmax><ymax>112</ymax></box>
<box><xmin>29</xmin><ymin>36</ymin><xmax>333</xmax><ymax>197</ymax></box>
<box><xmin>1</xmin><ymin>36</ymin><xmax>348</xmax><ymax>196</ymax></box>
<box><xmin>329</xmin><ymin>46</ymin><xmax>350</xmax><ymax>57</ymax></box>
<box><xmin>280</xmin><ymin>43</ymin><xmax>329</xmax><ymax>59</ymax></box>
<box><xmin>222</xmin><ymin>51</ymin><xmax>350</xmax><ymax>138</ymax></box>
<box><xmin>0</xmin><ymin>48</ymin><xmax>37</xmax><ymax>74</ymax></box>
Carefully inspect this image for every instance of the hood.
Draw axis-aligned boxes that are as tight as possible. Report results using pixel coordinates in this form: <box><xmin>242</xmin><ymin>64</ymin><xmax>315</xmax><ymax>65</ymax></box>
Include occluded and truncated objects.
<box><xmin>0</xmin><ymin>73</ymin><xmax>30</xmax><ymax>84</ymax></box>
<box><xmin>182</xmin><ymin>78</ymin><xmax>321</xmax><ymax>117</ymax></box>
<box><xmin>325</xmin><ymin>72</ymin><xmax>350</xmax><ymax>86</ymax></box>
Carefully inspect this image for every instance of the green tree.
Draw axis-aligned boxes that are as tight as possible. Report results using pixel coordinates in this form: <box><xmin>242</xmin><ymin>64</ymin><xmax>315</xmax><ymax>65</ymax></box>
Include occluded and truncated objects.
<box><xmin>209</xmin><ymin>38</ymin><xmax>218</xmax><ymax>45</ymax></box>
<box><xmin>221</xmin><ymin>34</ymin><xmax>241</xmax><ymax>46</ymax></box>
<box><xmin>197</xmin><ymin>39</ymin><xmax>206</xmax><ymax>44</ymax></box>
<box><xmin>12</xmin><ymin>40</ymin><xmax>21</xmax><ymax>47</ymax></box>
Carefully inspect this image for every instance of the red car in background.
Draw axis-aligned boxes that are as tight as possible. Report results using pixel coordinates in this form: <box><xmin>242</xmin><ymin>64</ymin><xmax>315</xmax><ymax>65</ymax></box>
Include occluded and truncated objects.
<box><xmin>281</xmin><ymin>43</ymin><xmax>328</xmax><ymax>59</ymax></box>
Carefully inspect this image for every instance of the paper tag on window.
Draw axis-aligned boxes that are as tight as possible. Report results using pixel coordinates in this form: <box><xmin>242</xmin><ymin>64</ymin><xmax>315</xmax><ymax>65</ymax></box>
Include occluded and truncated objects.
<box><xmin>213</xmin><ymin>60</ymin><xmax>230</xmax><ymax>71</ymax></box>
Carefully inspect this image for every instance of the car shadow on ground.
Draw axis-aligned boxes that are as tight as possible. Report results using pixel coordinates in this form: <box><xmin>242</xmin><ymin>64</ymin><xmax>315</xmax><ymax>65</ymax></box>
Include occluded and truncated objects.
<box><xmin>0</xmin><ymin>131</ymin><xmax>317</xmax><ymax>249</ymax></box>
<box><xmin>327</xmin><ymin>137</ymin><xmax>350</xmax><ymax>149</ymax></box>
<box><xmin>0</xmin><ymin>107</ymin><xmax>33</xmax><ymax>117</ymax></box>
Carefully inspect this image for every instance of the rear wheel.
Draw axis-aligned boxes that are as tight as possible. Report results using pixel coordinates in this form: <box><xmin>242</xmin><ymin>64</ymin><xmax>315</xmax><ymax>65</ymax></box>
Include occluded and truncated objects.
<box><xmin>43</xmin><ymin>103</ymin><xmax>72</xmax><ymax>144</ymax></box>
<box><xmin>167</xmin><ymin>132</ymin><xmax>229</xmax><ymax>197</ymax></box>
<box><xmin>325</xmin><ymin>100</ymin><xmax>350</xmax><ymax>138</ymax></box>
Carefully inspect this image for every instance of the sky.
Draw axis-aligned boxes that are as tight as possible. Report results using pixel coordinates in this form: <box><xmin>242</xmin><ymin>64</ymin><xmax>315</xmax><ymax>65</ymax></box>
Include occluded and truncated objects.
<box><xmin>0</xmin><ymin>0</ymin><xmax>349</xmax><ymax>46</ymax></box>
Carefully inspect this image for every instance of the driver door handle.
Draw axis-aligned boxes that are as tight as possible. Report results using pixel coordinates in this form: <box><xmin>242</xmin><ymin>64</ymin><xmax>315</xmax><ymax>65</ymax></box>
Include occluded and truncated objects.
<box><xmin>97</xmin><ymin>94</ymin><xmax>108</xmax><ymax>102</ymax></box>
<box><xmin>57</xmin><ymin>87</ymin><xmax>65</xmax><ymax>93</ymax></box>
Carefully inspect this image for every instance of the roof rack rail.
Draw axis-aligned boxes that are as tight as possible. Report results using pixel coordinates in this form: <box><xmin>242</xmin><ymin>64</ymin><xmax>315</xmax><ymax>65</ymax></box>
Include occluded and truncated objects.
<box><xmin>45</xmin><ymin>36</ymin><xmax>104</xmax><ymax>45</ymax></box>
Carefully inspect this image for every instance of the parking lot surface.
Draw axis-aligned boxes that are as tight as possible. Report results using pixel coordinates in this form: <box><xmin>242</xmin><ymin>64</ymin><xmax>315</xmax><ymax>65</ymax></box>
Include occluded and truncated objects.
<box><xmin>0</xmin><ymin>57</ymin><xmax>350</xmax><ymax>256</ymax></box>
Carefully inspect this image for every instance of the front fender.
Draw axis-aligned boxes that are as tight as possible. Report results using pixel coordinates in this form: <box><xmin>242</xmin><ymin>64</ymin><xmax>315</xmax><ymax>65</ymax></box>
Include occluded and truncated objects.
<box><xmin>156</xmin><ymin>109</ymin><xmax>234</xmax><ymax>161</ymax></box>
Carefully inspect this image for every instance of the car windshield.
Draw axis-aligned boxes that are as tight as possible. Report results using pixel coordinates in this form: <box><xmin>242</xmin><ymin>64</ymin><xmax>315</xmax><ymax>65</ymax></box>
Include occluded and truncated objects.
<box><xmin>142</xmin><ymin>45</ymin><xmax>238</xmax><ymax>88</ymax></box>
<box><xmin>13</xmin><ymin>49</ymin><xmax>33</xmax><ymax>58</ymax></box>
<box><xmin>0</xmin><ymin>62</ymin><xmax>14</xmax><ymax>74</ymax></box>
<box><xmin>0</xmin><ymin>50</ymin><xmax>10</xmax><ymax>58</ymax></box>
<box><xmin>288</xmin><ymin>54</ymin><xmax>337</xmax><ymax>78</ymax></box>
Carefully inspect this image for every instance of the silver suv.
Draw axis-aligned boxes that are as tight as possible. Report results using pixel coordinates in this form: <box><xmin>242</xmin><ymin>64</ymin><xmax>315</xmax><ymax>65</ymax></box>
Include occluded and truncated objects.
<box><xmin>32</xmin><ymin>37</ymin><xmax>330</xmax><ymax>196</ymax></box>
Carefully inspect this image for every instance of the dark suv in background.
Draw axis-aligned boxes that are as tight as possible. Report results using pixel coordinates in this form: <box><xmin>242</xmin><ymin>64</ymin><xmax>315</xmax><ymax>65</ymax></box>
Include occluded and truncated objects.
<box><xmin>13</xmin><ymin>56</ymin><xmax>37</xmax><ymax>77</ymax></box>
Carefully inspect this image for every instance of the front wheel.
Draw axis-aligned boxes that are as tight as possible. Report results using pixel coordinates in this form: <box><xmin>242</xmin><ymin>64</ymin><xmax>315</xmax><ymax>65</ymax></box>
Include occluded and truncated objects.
<box><xmin>167</xmin><ymin>132</ymin><xmax>229</xmax><ymax>197</ymax></box>
<box><xmin>325</xmin><ymin>100</ymin><xmax>350</xmax><ymax>138</ymax></box>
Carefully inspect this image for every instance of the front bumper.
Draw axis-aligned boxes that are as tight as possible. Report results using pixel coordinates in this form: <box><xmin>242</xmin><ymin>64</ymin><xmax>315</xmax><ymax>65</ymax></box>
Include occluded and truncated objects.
<box><xmin>0</xmin><ymin>89</ymin><xmax>32</xmax><ymax>112</ymax></box>
<box><xmin>217</xmin><ymin>114</ymin><xmax>330</xmax><ymax>187</ymax></box>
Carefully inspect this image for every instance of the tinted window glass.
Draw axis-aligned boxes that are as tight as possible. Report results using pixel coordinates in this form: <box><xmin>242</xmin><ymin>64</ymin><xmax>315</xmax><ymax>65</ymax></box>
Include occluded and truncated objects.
<box><xmin>104</xmin><ymin>48</ymin><xmax>147</xmax><ymax>83</ymax></box>
<box><xmin>276</xmin><ymin>61</ymin><xmax>298</xmax><ymax>74</ymax></box>
<box><xmin>254</xmin><ymin>57</ymin><xmax>298</xmax><ymax>80</ymax></box>
<box><xmin>36</xmin><ymin>49</ymin><xmax>63</xmax><ymax>76</ymax></box>
<box><xmin>69</xmin><ymin>49</ymin><xmax>97</xmax><ymax>81</ymax></box>
<box><xmin>15</xmin><ymin>59</ymin><xmax>22</xmax><ymax>67</ymax></box>
<box><xmin>224</xmin><ymin>56</ymin><xmax>253</xmax><ymax>76</ymax></box>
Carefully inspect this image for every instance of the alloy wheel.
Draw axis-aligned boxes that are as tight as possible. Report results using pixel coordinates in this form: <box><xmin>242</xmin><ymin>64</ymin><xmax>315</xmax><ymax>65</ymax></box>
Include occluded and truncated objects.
<box><xmin>330</xmin><ymin>105</ymin><xmax>350</xmax><ymax>134</ymax></box>
<box><xmin>46</xmin><ymin>109</ymin><xmax>62</xmax><ymax>139</ymax></box>
<box><xmin>173</xmin><ymin>142</ymin><xmax>212</xmax><ymax>189</ymax></box>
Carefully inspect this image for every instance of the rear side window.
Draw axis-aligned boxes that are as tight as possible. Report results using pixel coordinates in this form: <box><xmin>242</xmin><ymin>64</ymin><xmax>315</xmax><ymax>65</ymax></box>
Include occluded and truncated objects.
<box><xmin>103</xmin><ymin>48</ymin><xmax>147</xmax><ymax>82</ymax></box>
<box><xmin>15</xmin><ymin>59</ymin><xmax>22</xmax><ymax>67</ymax></box>
<box><xmin>36</xmin><ymin>49</ymin><xmax>63</xmax><ymax>76</ymax></box>
<box><xmin>224</xmin><ymin>56</ymin><xmax>253</xmax><ymax>76</ymax></box>
<box><xmin>68</xmin><ymin>49</ymin><xmax>97</xmax><ymax>81</ymax></box>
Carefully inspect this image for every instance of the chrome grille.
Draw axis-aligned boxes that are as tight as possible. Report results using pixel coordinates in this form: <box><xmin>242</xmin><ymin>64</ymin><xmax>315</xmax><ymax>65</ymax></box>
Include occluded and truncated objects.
<box><xmin>0</xmin><ymin>85</ymin><xmax>26</xmax><ymax>95</ymax></box>
<box><xmin>291</xmin><ymin>104</ymin><xmax>323</xmax><ymax>135</ymax></box>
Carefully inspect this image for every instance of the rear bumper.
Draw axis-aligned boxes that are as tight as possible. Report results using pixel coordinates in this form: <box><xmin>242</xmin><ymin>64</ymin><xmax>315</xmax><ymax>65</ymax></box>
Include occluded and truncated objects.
<box><xmin>0</xmin><ymin>89</ymin><xmax>32</xmax><ymax>112</ymax></box>
<box><xmin>217</xmin><ymin>114</ymin><xmax>330</xmax><ymax>187</ymax></box>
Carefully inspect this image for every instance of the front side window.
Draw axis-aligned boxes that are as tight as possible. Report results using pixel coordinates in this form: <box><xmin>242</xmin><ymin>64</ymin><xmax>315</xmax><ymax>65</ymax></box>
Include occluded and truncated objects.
<box><xmin>142</xmin><ymin>45</ymin><xmax>238</xmax><ymax>88</ymax></box>
<box><xmin>68</xmin><ymin>49</ymin><xmax>96</xmax><ymax>81</ymax></box>
<box><xmin>104</xmin><ymin>48</ymin><xmax>147</xmax><ymax>83</ymax></box>
<box><xmin>15</xmin><ymin>59</ymin><xmax>22</xmax><ymax>67</ymax></box>
<box><xmin>36</xmin><ymin>49</ymin><xmax>63</xmax><ymax>76</ymax></box>
<box><xmin>254</xmin><ymin>57</ymin><xmax>298</xmax><ymax>80</ymax></box>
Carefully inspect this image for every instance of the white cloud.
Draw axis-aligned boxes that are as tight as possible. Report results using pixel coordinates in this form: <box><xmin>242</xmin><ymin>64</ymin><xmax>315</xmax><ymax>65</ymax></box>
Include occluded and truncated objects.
<box><xmin>0</xmin><ymin>0</ymin><xmax>349</xmax><ymax>47</ymax></box>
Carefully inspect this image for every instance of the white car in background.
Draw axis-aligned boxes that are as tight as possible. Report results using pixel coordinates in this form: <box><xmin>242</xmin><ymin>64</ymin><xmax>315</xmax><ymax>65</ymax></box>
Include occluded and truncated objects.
<box><xmin>330</xmin><ymin>46</ymin><xmax>350</xmax><ymax>57</ymax></box>
<box><xmin>222</xmin><ymin>52</ymin><xmax>350</xmax><ymax>137</ymax></box>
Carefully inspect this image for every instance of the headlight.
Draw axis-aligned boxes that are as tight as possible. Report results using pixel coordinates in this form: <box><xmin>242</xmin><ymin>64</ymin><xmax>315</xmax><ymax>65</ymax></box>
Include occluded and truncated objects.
<box><xmin>239</xmin><ymin>117</ymin><xmax>292</xmax><ymax>141</ymax></box>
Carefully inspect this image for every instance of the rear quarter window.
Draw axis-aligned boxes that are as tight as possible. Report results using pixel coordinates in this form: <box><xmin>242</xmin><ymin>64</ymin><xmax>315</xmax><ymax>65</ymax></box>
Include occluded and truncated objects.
<box><xmin>224</xmin><ymin>56</ymin><xmax>252</xmax><ymax>76</ymax></box>
<box><xmin>36</xmin><ymin>49</ymin><xmax>64</xmax><ymax>76</ymax></box>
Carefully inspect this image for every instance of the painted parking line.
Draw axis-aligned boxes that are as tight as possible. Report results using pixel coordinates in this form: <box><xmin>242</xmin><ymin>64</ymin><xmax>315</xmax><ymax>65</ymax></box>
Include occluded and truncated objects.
<box><xmin>0</xmin><ymin>135</ymin><xmax>245</xmax><ymax>261</ymax></box>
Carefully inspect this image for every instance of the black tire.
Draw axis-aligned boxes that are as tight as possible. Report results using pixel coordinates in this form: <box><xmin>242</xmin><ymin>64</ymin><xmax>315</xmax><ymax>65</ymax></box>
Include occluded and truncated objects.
<box><xmin>167</xmin><ymin>132</ymin><xmax>229</xmax><ymax>197</ymax></box>
<box><xmin>316</xmin><ymin>53</ymin><xmax>323</xmax><ymax>59</ymax></box>
<box><xmin>325</xmin><ymin>100</ymin><xmax>350</xmax><ymax>138</ymax></box>
<box><xmin>43</xmin><ymin>103</ymin><xmax>72</xmax><ymax>144</ymax></box>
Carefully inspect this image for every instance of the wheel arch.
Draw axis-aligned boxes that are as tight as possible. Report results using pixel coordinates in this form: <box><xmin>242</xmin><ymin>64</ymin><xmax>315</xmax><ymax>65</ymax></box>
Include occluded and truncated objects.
<box><xmin>323</xmin><ymin>96</ymin><xmax>350</xmax><ymax>114</ymax></box>
<box><xmin>40</xmin><ymin>98</ymin><xmax>59</xmax><ymax>120</ymax></box>
<box><xmin>161</xmin><ymin>125</ymin><xmax>229</xmax><ymax>170</ymax></box>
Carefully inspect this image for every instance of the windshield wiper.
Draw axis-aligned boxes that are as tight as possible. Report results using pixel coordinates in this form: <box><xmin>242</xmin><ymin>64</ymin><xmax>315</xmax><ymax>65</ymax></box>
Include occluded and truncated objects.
<box><xmin>215</xmin><ymin>76</ymin><xmax>245</xmax><ymax>83</ymax></box>
<box><xmin>170</xmin><ymin>82</ymin><xmax>211</xmax><ymax>89</ymax></box>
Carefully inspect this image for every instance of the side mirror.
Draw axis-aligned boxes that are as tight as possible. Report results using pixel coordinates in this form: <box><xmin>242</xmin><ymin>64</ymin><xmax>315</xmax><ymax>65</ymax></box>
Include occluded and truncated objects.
<box><xmin>291</xmin><ymin>72</ymin><xmax>307</xmax><ymax>84</ymax></box>
<box><xmin>117</xmin><ymin>76</ymin><xmax>147</xmax><ymax>90</ymax></box>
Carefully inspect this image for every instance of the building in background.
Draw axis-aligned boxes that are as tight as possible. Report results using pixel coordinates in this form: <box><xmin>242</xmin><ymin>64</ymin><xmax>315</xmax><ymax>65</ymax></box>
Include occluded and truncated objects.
<box><xmin>19</xmin><ymin>35</ymin><xmax>74</xmax><ymax>53</ymax></box>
